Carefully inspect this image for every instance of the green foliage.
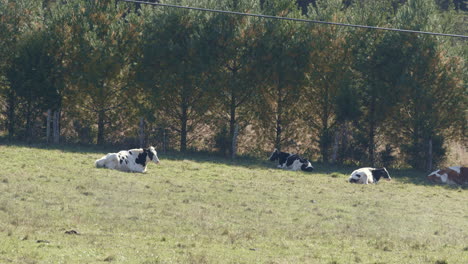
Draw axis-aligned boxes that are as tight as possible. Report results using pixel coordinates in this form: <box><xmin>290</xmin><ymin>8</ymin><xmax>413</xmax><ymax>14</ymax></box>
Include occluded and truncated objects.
<box><xmin>386</xmin><ymin>0</ymin><xmax>466</xmax><ymax>170</ymax></box>
<box><xmin>252</xmin><ymin>3</ymin><xmax>311</xmax><ymax>150</ymax></box>
<box><xmin>0</xmin><ymin>0</ymin><xmax>466</xmax><ymax>168</ymax></box>
<box><xmin>0</xmin><ymin>0</ymin><xmax>45</xmax><ymax>138</ymax></box>
<box><xmin>55</xmin><ymin>0</ymin><xmax>141</xmax><ymax>145</ymax></box>
<box><xmin>207</xmin><ymin>0</ymin><xmax>262</xmax><ymax>157</ymax></box>
<box><xmin>139</xmin><ymin>0</ymin><xmax>218</xmax><ymax>151</ymax></box>
<box><xmin>5</xmin><ymin>31</ymin><xmax>60</xmax><ymax>140</ymax></box>
<box><xmin>303</xmin><ymin>0</ymin><xmax>354</xmax><ymax>162</ymax></box>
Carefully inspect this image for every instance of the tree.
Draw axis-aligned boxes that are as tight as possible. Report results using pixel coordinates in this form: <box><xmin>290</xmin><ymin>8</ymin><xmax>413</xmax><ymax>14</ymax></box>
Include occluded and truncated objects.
<box><xmin>345</xmin><ymin>0</ymin><xmax>397</xmax><ymax>165</ymax></box>
<box><xmin>5</xmin><ymin>31</ymin><xmax>61</xmax><ymax>141</ymax></box>
<box><xmin>63</xmin><ymin>0</ymin><xmax>141</xmax><ymax>145</ymax></box>
<box><xmin>302</xmin><ymin>0</ymin><xmax>353</xmax><ymax>163</ymax></box>
<box><xmin>138</xmin><ymin>0</ymin><xmax>216</xmax><ymax>152</ymax></box>
<box><xmin>379</xmin><ymin>0</ymin><xmax>465</xmax><ymax>170</ymax></box>
<box><xmin>0</xmin><ymin>0</ymin><xmax>43</xmax><ymax>139</ymax></box>
<box><xmin>253</xmin><ymin>0</ymin><xmax>311</xmax><ymax>151</ymax></box>
<box><xmin>208</xmin><ymin>0</ymin><xmax>262</xmax><ymax>157</ymax></box>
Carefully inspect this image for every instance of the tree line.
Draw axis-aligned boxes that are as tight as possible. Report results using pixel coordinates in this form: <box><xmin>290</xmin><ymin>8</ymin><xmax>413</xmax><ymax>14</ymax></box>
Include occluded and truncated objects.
<box><xmin>0</xmin><ymin>0</ymin><xmax>466</xmax><ymax>170</ymax></box>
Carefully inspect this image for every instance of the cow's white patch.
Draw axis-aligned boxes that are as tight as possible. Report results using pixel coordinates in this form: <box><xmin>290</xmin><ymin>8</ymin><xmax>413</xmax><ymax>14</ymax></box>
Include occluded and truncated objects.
<box><xmin>448</xmin><ymin>166</ymin><xmax>461</xmax><ymax>174</ymax></box>
<box><xmin>95</xmin><ymin>147</ymin><xmax>160</xmax><ymax>173</ymax></box>
<box><xmin>290</xmin><ymin>159</ymin><xmax>303</xmax><ymax>171</ymax></box>
<box><xmin>349</xmin><ymin>168</ymin><xmax>374</xmax><ymax>184</ymax></box>
<box><xmin>439</xmin><ymin>173</ymin><xmax>448</xmax><ymax>183</ymax></box>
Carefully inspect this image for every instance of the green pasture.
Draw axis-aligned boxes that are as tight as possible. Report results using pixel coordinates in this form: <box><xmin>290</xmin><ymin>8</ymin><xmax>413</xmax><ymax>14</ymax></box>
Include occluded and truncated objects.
<box><xmin>0</xmin><ymin>145</ymin><xmax>466</xmax><ymax>263</ymax></box>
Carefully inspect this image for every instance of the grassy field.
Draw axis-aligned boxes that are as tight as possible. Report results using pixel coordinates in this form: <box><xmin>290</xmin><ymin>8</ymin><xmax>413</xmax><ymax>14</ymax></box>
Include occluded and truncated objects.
<box><xmin>0</xmin><ymin>144</ymin><xmax>467</xmax><ymax>264</ymax></box>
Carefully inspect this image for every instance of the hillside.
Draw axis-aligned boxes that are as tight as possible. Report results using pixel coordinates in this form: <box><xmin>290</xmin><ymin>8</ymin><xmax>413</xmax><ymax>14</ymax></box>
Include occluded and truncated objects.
<box><xmin>0</xmin><ymin>145</ymin><xmax>467</xmax><ymax>263</ymax></box>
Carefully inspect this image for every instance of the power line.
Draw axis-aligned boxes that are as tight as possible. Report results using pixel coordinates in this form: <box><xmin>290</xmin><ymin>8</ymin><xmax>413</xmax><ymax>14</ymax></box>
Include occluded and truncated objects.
<box><xmin>119</xmin><ymin>0</ymin><xmax>468</xmax><ymax>39</ymax></box>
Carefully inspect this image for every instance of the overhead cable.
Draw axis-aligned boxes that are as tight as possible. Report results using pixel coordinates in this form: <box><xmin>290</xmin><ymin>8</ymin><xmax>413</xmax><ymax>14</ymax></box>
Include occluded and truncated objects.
<box><xmin>119</xmin><ymin>0</ymin><xmax>468</xmax><ymax>39</ymax></box>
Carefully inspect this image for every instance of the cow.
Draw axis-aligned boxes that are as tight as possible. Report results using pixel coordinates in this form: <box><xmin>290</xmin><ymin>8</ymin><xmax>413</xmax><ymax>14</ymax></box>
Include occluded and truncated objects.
<box><xmin>95</xmin><ymin>146</ymin><xmax>160</xmax><ymax>173</ymax></box>
<box><xmin>427</xmin><ymin>166</ymin><xmax>468</xmax><ymax>185</ymax></box>
<box><xmin>348</xmin><ymin>167</ymin><xmax>391</xmax><ymax>184</ymax></box>
<box><xmin>268</xmin><ymin>148</ymin><xmax>314</xmax><ymax>172</ymax></box>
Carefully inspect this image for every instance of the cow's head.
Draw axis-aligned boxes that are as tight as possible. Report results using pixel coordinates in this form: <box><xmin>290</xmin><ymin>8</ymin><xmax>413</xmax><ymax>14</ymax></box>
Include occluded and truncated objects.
<box><xmin>372</xmin><ymin>168</ymin><xmax>391</xmax><ymax>182</ymax></box>
<box><xmin>145</xmin><ymin>146</ymin><xmax>160</xmax><ymax>164</ymax></box>
<box><xmin>349</xmin><ymin>173</ymin><xmax>361</xmax><ymax>183</ymax></box>
<box><xmin>268</xmin><ymin>148</ymin><xmax>280</xmax><ymax>161</ymax></box>
<box><xmin>300</xmin><ymin>158</ymin><xmax>314</xmax><ymax>171</ymax></box>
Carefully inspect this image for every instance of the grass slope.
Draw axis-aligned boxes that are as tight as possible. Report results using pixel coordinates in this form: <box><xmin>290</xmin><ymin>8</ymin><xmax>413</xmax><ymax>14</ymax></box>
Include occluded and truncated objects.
<box><xmin>0</xmin><ymin>145</ymin><xmax>467</xmax><ymax>264</ymax></box>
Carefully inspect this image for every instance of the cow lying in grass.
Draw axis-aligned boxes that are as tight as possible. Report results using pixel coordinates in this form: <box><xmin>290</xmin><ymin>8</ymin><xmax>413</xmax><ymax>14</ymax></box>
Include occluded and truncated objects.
<box><xmin>427</xmin><ymin>166</ymin><xmax>468</xmax><ymax>185</ymax></box>
<box><xmin>268</xmin><ymin>149</ymin><xmax>314</xmax><ymax>172</ymax></box>
<box><xmin>95</xmin><ymin>146</ymin><xmax>160</xmax><ymax>173</ymax></box>
<box><xmin>348</xmin><ymin>167</ymin><xmax>391</xmax><ymax>184</ymax></box>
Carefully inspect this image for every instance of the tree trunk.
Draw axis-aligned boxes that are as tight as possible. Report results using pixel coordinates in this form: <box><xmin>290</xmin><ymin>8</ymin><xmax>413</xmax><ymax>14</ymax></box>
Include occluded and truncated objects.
<box><xmin>163</xmin><ymin>129</ymin><xmax>167</xmax><ymax>154</ymax></box>
<box><xmin>427</xmin><ymin>137</ymin><xmax>433</xmax><ymax>172</ymax></box>
<box><xmin>97</xmin><ymin>110</ymin><xmax>105</xmax><ymax>145</ymax></box>
<box><xmin>368</xmin><ymin>97</ymin><xmax>376</xmax><ymax>166</ymax></box>
<box><xmin>229</xmin><ymin>92</ymin><xmax>237</xmax><ymax>156</ymax></box>
<box><xmin>369</xmin><ymin>126</ymin><xmax>375</xmax><ymax>166</ymax></box>
<box><xmin>46</xmin><ymin>109</ymin><xmax>51</xmax><ymax>143</ymax></box>
<box><xmin>25</xmin><ymin>102</ymin><xmax>32</xmax><ymax>143</ymax></box>
<box><xmin>6</xmin><ymin>91</ymin><xmax>16</xmax><ymax>140</ymax></box>
<box><xmin>139</xmin><ymin>117</ymin><xmax>145</xmax><ymax>148</ymax></box>
<box><xmin>275</xmin><ymin>85</ymin><xmax>283</xmax><ymax>151</ymax></box>
<box><xmin>320</xmin><ymin>108</ymin><xmax>330</xmax><ymax>163</ymax></box>
<box><xmin>53</xmin><ymin>110</ymin><xmax>60</xmax><ymax>144</ymax></box>
<box><xmin>331</xmin><ymin>124</ymin><xmax>342</xmax><ymax>164</ymax></box>
<box><xmin>341</xmin><ymin>122</ymin><xmax>350</xmax><ymax>163</ymax></box>
<box><xmin>320</xmin><ymin>84</ymin><xmax>330</xmax><ymax>163</ymax></box>
<box><xmin>180</xmin><ymin>102</ymin><xmax>188</xmax><ymax>152</ymax></box>
<box><xmin>231</xmin><ymin>123</ymin><xmax>239</xmax><ymax>160</ymax></box>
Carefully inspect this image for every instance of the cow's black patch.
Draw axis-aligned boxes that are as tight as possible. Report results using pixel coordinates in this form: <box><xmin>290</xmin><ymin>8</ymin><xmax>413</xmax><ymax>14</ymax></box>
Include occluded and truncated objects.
<box><xmin>286</xmin><ymin>155</ymin><xmax>299</xmax><ymax>167</ymax></box>
<box><xmin>120</xmin><ymin>159</ymin><xmax>123</xmax><ymax>164</ymax></box>
<box><xmin>147</xmin><ymin>150</ymin><xmax>154</xmax><ymax>160</ymax></box>
<box><xmin>300</xmin><ymin>159</ymin><xmax>314</xmax><ymax>171</ymax></box>
<box><xmin>125</xmin><ymin>160</ymin><xmax>128</xmax><ymax>164</ymax></box>
<box><xmin>371</xmin><ymin>168</ymin><xmax>390</xmax><ymax>183</ymax></box>
<box><xmin>269</xmin><ymin>150</ymin><xmax>279</xmax><ymax>161</ymax></box>
<box><xmin>135</xmin><ymin>152</ymin><xmax>147</xmax><ymax>166</ymax></box>
<box><xmin>129</xmin><ymin>151</ymin><xmax>132</xmax><ymax>155</ymax></box>
<box><xmin>301</xmin><ymin>165</ymin><xmax>314</xmax><ymax>172</ymax></box>
<box><xmin>276</xmin><ymin>153</ymin><xmax>290</xmax><ymax>165</ymax></box>
<box><xmin>269</xmin><ymin>150</ymin><xmax>291</xmax><ymax>164</ymax></box>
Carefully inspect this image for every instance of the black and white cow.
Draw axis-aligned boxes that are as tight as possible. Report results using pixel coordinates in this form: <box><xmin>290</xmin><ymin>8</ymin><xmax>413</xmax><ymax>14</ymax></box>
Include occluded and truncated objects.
<box><xmin>268</xmin><ymin>149</ymin><xmax>314</xmax><ymax>172</ymax></box>
<box><xmin>348</xmin><ymin>167</ymin><xmax>391</xmax><ymax>184</ymax></box>
<box><xmin>95</xmin><ymin>146</ymin><xmax>160</xmax><ymax>173</ymax></box>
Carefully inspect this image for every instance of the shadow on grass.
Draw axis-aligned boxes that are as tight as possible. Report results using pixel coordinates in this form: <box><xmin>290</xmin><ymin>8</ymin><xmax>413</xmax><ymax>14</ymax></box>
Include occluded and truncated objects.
<box><xmin>309</xmin><ymin>163</ymin><xmax>467</xmax><ymax>189</ymax></box>
<box><xmin>1</xmin><ymin>140</ymin><xmax>336</xmax><ymax>173</ymax></box>
<box><xmin>0</xmin><ymin>139</ymin><xmax>276</xmax><ymax>171</ymax></box>
<box><xmin>1</xmin><ymin>139</ymin><xmax>465</xmax><ymax>188</ymax></box>
<box><xmin>0</xmin><ymin>140</ymin><xmax>115</xmax><ymax>154</ymax></box>
<box><xmin>386</xmin><ymin>168</ymin><xmax>467</xmax><ymax>189</ymax></box>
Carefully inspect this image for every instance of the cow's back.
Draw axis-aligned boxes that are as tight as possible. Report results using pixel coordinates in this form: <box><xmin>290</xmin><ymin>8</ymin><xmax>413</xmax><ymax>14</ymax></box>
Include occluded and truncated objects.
<box><xmin>428</xmin><ymin>166</ymin><xmax>468</xmax><ymax>185</ymax></box>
